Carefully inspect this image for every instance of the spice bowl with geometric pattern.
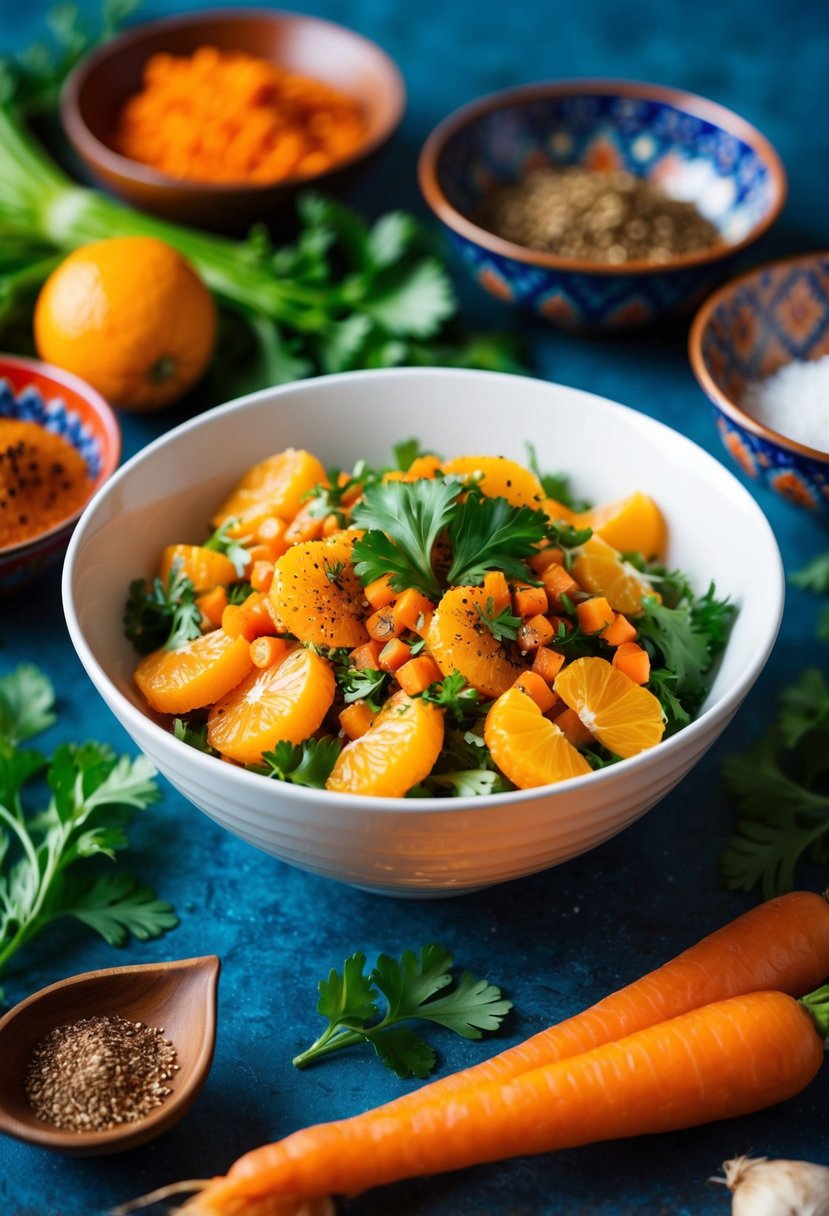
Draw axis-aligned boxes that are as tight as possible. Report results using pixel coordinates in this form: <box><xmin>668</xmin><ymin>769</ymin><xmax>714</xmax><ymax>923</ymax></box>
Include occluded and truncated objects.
<box><xmin>419</xmin><ymin>80</ymin><xmax>786</xmax><ymax>332</ymax></box>
<box><xmin>689</xmin><ymin>252</ymin><xmax>829</xmax><ymax>517</ymax></box>
<box><xmin>0</xmin><ymin>355</ymin><xmax>120</xmax><ymax>593</ymax></box>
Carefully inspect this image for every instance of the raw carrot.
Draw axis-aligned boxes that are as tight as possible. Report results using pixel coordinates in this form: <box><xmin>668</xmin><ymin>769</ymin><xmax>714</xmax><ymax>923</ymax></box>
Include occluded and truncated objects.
<box><xmin>183</xmin><ymin>985</ymin><xmax>828</xmax><ymax>1212</ymax></box>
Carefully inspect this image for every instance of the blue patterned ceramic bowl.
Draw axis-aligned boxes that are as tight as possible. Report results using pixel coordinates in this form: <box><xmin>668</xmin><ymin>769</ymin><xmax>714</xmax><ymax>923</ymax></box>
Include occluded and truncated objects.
<box><xmin>689</xmin><ymin>252</ymin><xmax>829</xmax><ymax>516</ymax></box>
<box><xmin>0</xmin><ymin>355</ymin><xmax>120</xmax><ymax>591</ymax></box>
<box><xmin>418</xmin><ymin>80</ymin><xmax>786</xmax><ymax>331</ymax></box>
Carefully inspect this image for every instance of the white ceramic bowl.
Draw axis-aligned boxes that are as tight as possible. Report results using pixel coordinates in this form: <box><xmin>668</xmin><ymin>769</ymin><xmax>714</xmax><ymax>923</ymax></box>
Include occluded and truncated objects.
<box><xmin>62</xmin><ymin>369</ymin><xmax>783</xmax><ymax>896</ymax></box>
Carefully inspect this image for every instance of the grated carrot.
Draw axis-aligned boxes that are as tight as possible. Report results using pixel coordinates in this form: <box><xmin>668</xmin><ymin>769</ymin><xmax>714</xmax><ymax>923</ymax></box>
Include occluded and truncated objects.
<box><xmin>114</xmin><ymin>46</ymin><xmax>366</xmax><ymax>186</ymax></box>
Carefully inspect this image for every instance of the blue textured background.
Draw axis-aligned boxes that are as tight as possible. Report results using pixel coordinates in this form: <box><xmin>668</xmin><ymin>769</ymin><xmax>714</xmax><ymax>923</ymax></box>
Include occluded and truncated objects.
<box><xmin>2</xmin><ymin>1</ymin><xmax>829</xmax><ymax>1213</ymax></box>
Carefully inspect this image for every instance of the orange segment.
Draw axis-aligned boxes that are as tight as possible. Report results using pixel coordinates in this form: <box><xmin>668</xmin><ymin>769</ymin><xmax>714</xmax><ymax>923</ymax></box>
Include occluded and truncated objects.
<box><xmin>212</xmin><ymin>448</ymin><xmax>328</xmax><ymax>530</ymax></box>
<box><xmin>268</xmin><ymin>532</ymin><xmax>369</xmax><ymax>648</ymax></box>
<box><xmin>441</xmin><ymin>455</ymin><xmax>544</xmax><ymax>508</ymax></box>
<box><xmin>426</xmin><ymin>585</ymin><xmax>530</xmax><ymax>699</ymax></box>
<box><xmin>326</xmin><ymin>690</ymin><xmax>444</xmax><ymax>797</ymax></box>
<box><xmin>484</xmin><ymin>686</ymin><xmax>592</xmax><ymax>789</ymax></box>
<box><xmin>158</xmin><ymin>544</ymin><xmax>240</xmax><ymax>591</ymax></box>
<box><xmin>207</xmin><ymin>645</ymin><xmax>335</xmax><ymax>764</ymax></box>
<box><xmin>135</xmin><ymin>630</ymin><xmax>253</xmax><ymax>715</ymax></box>
<box><xmin>554</xmin><ymin>656</ymin><xmax>665</xmax><ymax>758</ymax></box>
<box><xmin>571</xmin><ymin>535</ymin><xmax>654</xmax><ymax>616</ymax></box>
<box><xmin>577</xmin><ymin>491</ymin><xmax>667</xmax><ymax>560</ymax></box>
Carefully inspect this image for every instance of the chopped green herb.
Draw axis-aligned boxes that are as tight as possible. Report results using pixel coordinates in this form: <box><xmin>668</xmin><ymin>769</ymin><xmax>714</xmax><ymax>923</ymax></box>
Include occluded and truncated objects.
<box><xmin>123</xmin><ymin>558</ymin><xmax>202</xmax><ymax>654</ymax></box>
<box><xmin>203</xmin><ymin>518</ymin><xmax>252</xmax><ymax>577</ymax></box>
<box><xmin>255</xmin><ymin>738</ymin><xmax>342</xmax><ymax>788</ymax></box>
<box><xmin>475</xmin><ymin>596</ymin><xmax>522</xmax><ymax>643</ymax></box>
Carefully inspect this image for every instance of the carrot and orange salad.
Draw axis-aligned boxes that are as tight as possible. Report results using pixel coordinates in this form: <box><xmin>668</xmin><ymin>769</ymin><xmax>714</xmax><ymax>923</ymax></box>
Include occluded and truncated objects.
<box><xmin>124</xmin><ymin>442</ymin><xmax>734</xmax><ymax>797</ymax></box>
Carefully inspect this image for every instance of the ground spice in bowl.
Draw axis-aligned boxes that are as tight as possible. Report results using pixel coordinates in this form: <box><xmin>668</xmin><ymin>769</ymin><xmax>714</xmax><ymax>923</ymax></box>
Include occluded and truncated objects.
<box><xmin>24</xmin><ymin>1014</ymin><xmax>179</xmax><ymax>1131</ymax></box>
<box><xmin>114</xmin><ymin>45</ymin><xmax>367</xmax><ymax>185</ymax></box>
<box><xmin>474</xmin><ymin>166</ymin><xmax>721</xmax><ymax>265</ymax></box>
<box><xmin>0</xmin><ymin>419</ymin><xmax>91</xmax><ymax>550</ymax></box>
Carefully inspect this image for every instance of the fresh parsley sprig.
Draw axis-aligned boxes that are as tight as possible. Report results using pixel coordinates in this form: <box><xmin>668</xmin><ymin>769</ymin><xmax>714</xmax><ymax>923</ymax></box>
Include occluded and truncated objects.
<box><xmin>720</xmin><ymin>669</ymin><xmax>829</xmax><ymax>898</ymax></box>
<box><xmin>476</xmin><ymin>595</ymin><xmax>522</xmax><ymax>642</ymax></box>
<box><xmin>292</xmin><ymin>943</ymin><xmax>512</xmax><ymax>1078</ymax></box>
<box><xmin>447</xmin><ymin>491</ymin><xmax>548</xmax><ymax>585</ymax></box>
<box><xmin>637</xmin><ymin>582</ymin><xmax>734</xmax><ymax>718</ymax></box>
<box><xmin>124</xmin><ymin>558</ymin><xmax>202</xmax><ymax>654</ymax></box>
<box><xmin>0</xmin><ymin>665</ymin><xmax>177</xmax><ymax>999</ymax></box>
<box><xmin>204</xmin><ymin>518</ymin><xmax>252</xmax><ymax>577</ymax></box>
<box><xmin>791</xmin><ymin>551</ymin><xmax>829</xmax><ymax>640</ymax></box>
<box><xmin>352</xmin><ymin>478</ymin><xmax>461</xmax><ymax>599</ymax></box>
<box><xmin>332</xmin><ymin>652</ymin><xmax>389</xmax><ymax>711</ymax></box>
<box><xmin>255</xmin><ymin>738</ymin><xmax>342</xmax><ymax>788</ymax></box>
<box><xmin>419</xmin><ymin>672</ymin><xmax>481</xmax><ymax>723</ymax></box>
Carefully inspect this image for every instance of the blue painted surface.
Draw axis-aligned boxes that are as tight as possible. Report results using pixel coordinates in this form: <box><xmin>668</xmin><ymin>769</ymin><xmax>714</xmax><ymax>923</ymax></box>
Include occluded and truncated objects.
<box><xmin>1</xmin><ymin>1</ymin><xmax>828</xmax><ymax>1213</ymax></box>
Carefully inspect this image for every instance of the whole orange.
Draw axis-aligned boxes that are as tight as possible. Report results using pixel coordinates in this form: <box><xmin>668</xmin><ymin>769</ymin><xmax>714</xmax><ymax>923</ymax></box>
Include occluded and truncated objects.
<box><xmin>34</xmin><ymin>236</ymin><xmax>217</xmax><ymax>411</ymax></box>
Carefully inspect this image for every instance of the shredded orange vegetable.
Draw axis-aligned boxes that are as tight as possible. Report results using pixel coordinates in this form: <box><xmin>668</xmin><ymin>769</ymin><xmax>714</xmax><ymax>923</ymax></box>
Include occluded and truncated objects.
<box><xmin>0</xmin><ymin>420</ymin><xmax>90</xmax><ymax>548</ymax></box>
<box><xmin>114</xmin><ymin>46</ymin><xmax>367</xmax><ymax>184</ymax></box>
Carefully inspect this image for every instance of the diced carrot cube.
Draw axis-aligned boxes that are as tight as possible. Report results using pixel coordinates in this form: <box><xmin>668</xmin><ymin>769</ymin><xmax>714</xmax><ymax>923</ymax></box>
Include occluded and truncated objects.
<box><xmin>612</xmin><ymin>642</ymin><xmax>651</xmax><ymax>685</ymax></box>
<box><xmin>339</xmin><ymin>700</ymin><xmax>374</xmax><ymax>740</ymax></box>
<box><xmin>284</xmin><ymin>503</ymin><xmax>324</xmax><ymax>545</ymax></box>
<box><xmin>513</xmin><ymin>670</ymin><xmax>557</xmax><ymax>713</ymax></box>
<box><xmin>392</xmin><ymin>588</ymin><xmax>435</xmax><ymax>635</ymax></box>
<box><xmin>512</xmin><ymin>583</ymin><xmax>548</xmax><ymax>618</ymax></box>
<box><xmin>532</xmin><ymin>645</ymin><xmax>566</xmax><ymax>683</ymax></box>
<box><xmin>541</xmin><ymin>562</ymin><xmax>581</xmax><ymax>610</ymax></box>
<box><xmin>349</xmin><ymin>640</ymin><xmax>385</xmax><ymax>670</ymax></box>
<box><xmin>196</xmin><ymin>585</ymin><xmax>227</xmax><ymax>629</ymax></box>
<box><xmin>378</xmin><ymin>638</ymin><xmax>412</xmax><ymax>672</ymax></box>
<box><xmin>482</xmin><ymin>570</ymin><xmax>511</xmax><ymax>613</ymax></box>
<box><xmin>517</xmin><ymin>614</ymin><xmax>555</xmax><ymax>652</ymax></box>
<box><xmin>528</xmin><ymin>546</ymin><xmax>565</xmax><ymax>574</ymax></box>
<box><xmin>601</xmin><ymin>612</ymin><xmax>638</xmax><ymax>647</ymax></box>
<box><xmin>255</xmin><ymin>515</ymin><xmax>286</xmax><ymax>544</ymax></box>
<box><xmin>250</xmin><ymin>560</ymin><xmax>275</xmax><ymax>593</ymax></box>
<box><xmin>555</xmin><ymin>707</ymin><xmax>594</xmax><ymax>748</ymax></box>
<box><xmin>250</xmin><ymin>636</ymin><xmax>290</xmax><ymax>668</ymax></box>
<box><xmin>364</xmin><ymin>574</ymin><xmax>397</xmax><ymax>611</ymax></box>
<box><xmin>576</xmin><ymin>596</ymin><xmax>614</xmax><ymax>634</ymax></box>
<box><xmin>366</xmin><ymin>606</ymin><xmax>401</xmax><ymax>641</ymax></box>
<box><xmin>543</xmin><ymin>692</ymin><xmax>565</xmax><ymax>719</ymax></box>
<box><xmin>396</xmin><ymin>655</ymin><xmax>442</xmax><ymax>696</ymax></box>
<box><xmin>322</xmin><ymin>513</ymin><xmax>342</xmax><ymax>537</ymax></box>
<box><xmin>246</xmin><ymin>542</ymin><xmax>275</xmax><ymax>564</ymax></box>
<box><xmin>222</xmin><ymin>592</ymin><xmax>277</xmax><ymax>641</ymax></box>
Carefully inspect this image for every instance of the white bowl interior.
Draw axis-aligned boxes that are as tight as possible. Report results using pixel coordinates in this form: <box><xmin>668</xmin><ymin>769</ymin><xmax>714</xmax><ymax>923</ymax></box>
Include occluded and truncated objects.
<box><xmin>63</xmin><ymin>369</ymin><xmax>783</xmax><ymax>894</ymax></box>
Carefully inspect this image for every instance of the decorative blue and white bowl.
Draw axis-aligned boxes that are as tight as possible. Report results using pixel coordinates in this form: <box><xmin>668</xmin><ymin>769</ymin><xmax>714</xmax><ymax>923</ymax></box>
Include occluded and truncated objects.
<box><xmin>0</xmin><ymin>355</ymin><xmax>120</xmax><ymax>591</ymax></box>
<box><xmin>689</xmin><ymin>252</ymin><xmax>829</xmax><ymax>516</ymax></box>
<box><xmin>418</xmin><ymin>80</ymin><xmax>786</xmax><ymax>331</ymax></box>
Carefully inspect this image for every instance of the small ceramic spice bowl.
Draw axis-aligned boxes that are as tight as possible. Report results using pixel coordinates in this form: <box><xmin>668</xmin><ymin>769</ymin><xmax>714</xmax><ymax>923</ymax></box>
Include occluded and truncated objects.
<box><xmin>419</xmin><ymin>80</ymin><xmax>786</xmax><ymax>331</ymax></box>
<box><xmin>0</xmin><ymin>957</ymin><xmax>219</xmax><ymax>1155</ymax></box>
<box><xmin>689</xmin><ymin>252</ymin><xmax>829</xmax><ymax>516</ymax></box>
<box><xmin>0</xmin><ymin>354</ymin><xmax>120</xmax><ymax>593</ymax></box>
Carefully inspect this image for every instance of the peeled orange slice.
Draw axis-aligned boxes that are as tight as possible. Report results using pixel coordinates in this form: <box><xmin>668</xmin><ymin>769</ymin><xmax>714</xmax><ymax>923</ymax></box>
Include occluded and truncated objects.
<box><xmin>577</xmin><ymin>491</ymin><xmax>667</xmax><ymax>560</ymax></box>
<box><xmin>158</xmin><ymin>543</ymin><xmax>239</xmax><ymax>591</ymax></box>
<box><xmin>207</xmin><ymin>645</ymin><xmax>335</xmax><ymax>764</ymax></box>
<box><xmin>441</xmin><ymin>455</ymin><xmax>544</xmax><ymax>508</ymax></box>
<box><xmin>426</xmin><ymin>584</ymin><xmax>530</xmax><ymax>699</ymax></box>
<box><xmin>484</xmin><ymin>686</ymin><xmax>592</xmax><ymax>789</ymax></box>
<box><xmin>326</xmin><ymin>690</ymin><xmax>444</xmax><ymax>797</ymax></box>
<box><xmin>212</xmin><ymin>447</ymin><xmax>328</xmax><ymax>530</ymax></box>
<box><xmin>571</xmin><ymin>535</ymin><xmax>654</xmax><ymax>616</ymax></box>
<box><xmin>135</xmin><ymin>630</ymin><xmax>253</xmax><ymax>715</ymax></box>
<box><xmin>554</xmin><ymin>656</ymin><xmax>665</xmax><ymax>758</ymax></box>
<box><xmin>269</xmin><ymin>532</ymin><xmax>369</xmax><ymax>649</ymax></box>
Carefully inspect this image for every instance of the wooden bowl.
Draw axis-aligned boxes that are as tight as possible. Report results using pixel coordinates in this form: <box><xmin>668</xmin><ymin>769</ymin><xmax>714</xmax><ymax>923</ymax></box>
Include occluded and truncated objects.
<box><xmin>0</xmin><ymin>957</ymin><xmax>219</xmax><ymax>1155</ymax></box>
<box><xmin>61</xmin><ymin>8</ymin><xmax>406</xmax><ymax>233</ymax></box>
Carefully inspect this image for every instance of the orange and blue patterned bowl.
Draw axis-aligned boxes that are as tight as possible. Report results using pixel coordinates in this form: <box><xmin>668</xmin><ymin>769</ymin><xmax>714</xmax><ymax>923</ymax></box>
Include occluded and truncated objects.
<box><xmin>689</xmin><ymin>253</ymin><xmax>829</xmax><ymax>517</ymax></box>
<box><xmin>418</xmin><ymin>80</ymin><xmax>786</xmax><ymax>331</ymax></box>
<box><xmin>0</xmin><ymin>355</ymin><xmax>120</xmax><ymax>592</ymax></box>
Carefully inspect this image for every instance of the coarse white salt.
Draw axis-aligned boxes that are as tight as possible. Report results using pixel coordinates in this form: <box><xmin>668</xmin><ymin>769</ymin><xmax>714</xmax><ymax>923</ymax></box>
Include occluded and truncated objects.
<box><xmin>741</xmin><ymin>355</ymin><xmax>829</xmax><ymax>453</ymax></box>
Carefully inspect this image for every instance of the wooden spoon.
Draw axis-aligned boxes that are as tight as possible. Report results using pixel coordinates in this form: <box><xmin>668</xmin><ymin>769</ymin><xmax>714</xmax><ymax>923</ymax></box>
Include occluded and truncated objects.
<box><xmin>0</xmin><ymin>956</ymin><xmax>219</xmax><ymax>1155</ymax></box>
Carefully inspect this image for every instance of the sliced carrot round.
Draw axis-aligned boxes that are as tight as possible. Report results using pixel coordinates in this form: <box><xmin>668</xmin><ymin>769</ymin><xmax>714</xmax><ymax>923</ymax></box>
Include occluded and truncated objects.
<box><xmin>571</xmin><ymin>535</ymin><xmax>654</xmax><ymax>616</ymax></box>
<box><xmin>441</xmin><ymin>455</ymin><xmax>544</xmax><ymax>508</ymax></box>
<box><xmin>158</xmin><ymin>543</ymin><xmax>240</xmax><ymax>591</ymax></box>
<box><xmin>268</xmin><ymin>532</ymin><xmax>369</xmax><ymax>649</ymax></box>
<box><xmin>135</xmin><ymin>630</ymin><xmax>253</xmax><ymax>715</ymax></box>
<box><xmin>484</xmin><ymin>686</ymin><xmax>592</xmax><ymax>789</ymax></box>
<box><xmin>212</xmin><ymin>447</ymin><xmax>328</xmax><ymax>530</ymax></box>
<box><xmin>207</xmin><ymin>645</ymin><xmax>335</xmax><ymax>764</ymax></box>
<box><xmin>577</xmin><ymin>491</ymin><xmax>667</xmax><ymax>560</ymax></box>
<box><xmin>554</xmin><ymin>656</ymin><xmax>665</xmax><ymax>758</ymax></box>
<box><xmin>426</xmin><ymin>584</ymin><xmax>530</xmax><ymax>699</ymax></box>
<box><xmin>326</xmin><ymin>690</ymin><xmax>444</xmax><ymax>797</ymax></box>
